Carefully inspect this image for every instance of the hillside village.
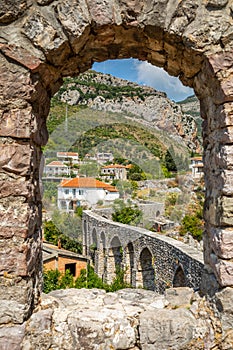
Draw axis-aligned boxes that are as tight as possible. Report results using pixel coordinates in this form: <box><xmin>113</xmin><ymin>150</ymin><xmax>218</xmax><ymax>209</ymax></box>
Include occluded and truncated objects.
<box><xmin>42</xmin><ymin>71</ymin><xmax>205</xmax><ymax>287</ymax></box>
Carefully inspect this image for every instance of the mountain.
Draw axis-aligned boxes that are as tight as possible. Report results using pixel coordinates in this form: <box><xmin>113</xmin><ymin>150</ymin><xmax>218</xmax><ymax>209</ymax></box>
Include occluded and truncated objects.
<box><xmin>52</xmin><ymin>70</ymin><xmax>201</xmax><ymax>153</ymax></box>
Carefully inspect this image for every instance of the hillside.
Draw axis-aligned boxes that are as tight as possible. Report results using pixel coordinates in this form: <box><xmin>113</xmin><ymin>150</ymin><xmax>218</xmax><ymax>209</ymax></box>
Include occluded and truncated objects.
<box><xmin>177</xmin><ymin>95</ymin><xmax>202</xmax><ymax>140</ymax></box>
<box><xmin>51</xmin><ymin>70</ymin><xmax>201</xmax><ymax>152</ymax></box>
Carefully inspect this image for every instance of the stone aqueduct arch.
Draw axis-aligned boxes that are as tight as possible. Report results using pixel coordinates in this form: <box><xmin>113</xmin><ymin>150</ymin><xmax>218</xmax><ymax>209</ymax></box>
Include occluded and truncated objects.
<box><xmin>83</xmin><ymin>211</ymin><xmax>204</xmax><ymax>293</ymax></box>
<box><xmin>1</xmin><ymin>0</ymin><xmax>233</xmax><ymax>324</ymax></box>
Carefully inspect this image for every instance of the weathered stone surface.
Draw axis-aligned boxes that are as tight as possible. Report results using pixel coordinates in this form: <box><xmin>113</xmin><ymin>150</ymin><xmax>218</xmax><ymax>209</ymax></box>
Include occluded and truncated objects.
<box><xmin>139</xmin><ymin>308</ymin><xmax>197</xmax><ymax>349</ymax></box>
<box><xmin>19</xmin><ymin>288</ymin><xmax>221</xmax><ymax>349</ymax></box>
<box><xmin>0</xmin><ymin>0</ymin><xmax>30</xmax><ymax>24</ymax></box>
<box><xmin>210</xmin><ymin>227</ymin><xmax>233</xmax><ymax>259</ymax></box>
<box><xmin>209</xmin><ymin>253</ymin><xmax>233</xmax><ymax>286</ymax></box>
<box><xmin>0</xmin><ymin>324</ymin><xmax>25</xmax><ymax>350</ymax></box>
<box><xmin>165</xmin><ymin>287</ymin><xmax>194</xmax><ymax>308</ymax></box>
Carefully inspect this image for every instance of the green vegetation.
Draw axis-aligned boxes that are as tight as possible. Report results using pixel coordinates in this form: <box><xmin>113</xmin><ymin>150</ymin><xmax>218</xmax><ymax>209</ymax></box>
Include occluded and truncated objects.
<box><xmin>179</xmin><ymin>190</ymin><xmax>204</xmax><ymax>241</ymax></box>
<box><xmin>43</xmin><ymin>264</ymin><xmax>131</xmax><ymax>293</ymax></box>
<box><xmin>179</xmin><ymin>212</ymin><xmax>203</xmax><ymax>241</ymax></box>
<box><xmin>43</xmin><ymin>220</ymin><xmax>82</xmax><ymax>254</ymax></box>
<box><xmin>43</xmin><ymin>269</ymin><xmax>75</xmax><ymax>293</ymax></box>
<box><xmin>112</xmin><ymin>199</ymin><xmax>142</xmax><ymax>226</ymax></box>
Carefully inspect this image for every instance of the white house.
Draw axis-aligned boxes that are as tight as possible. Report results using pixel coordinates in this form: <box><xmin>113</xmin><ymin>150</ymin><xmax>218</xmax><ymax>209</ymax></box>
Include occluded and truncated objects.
<box><xmin>44</xmin><ymin>161</ymin><xmax>70</xmax><ymax>177</ymax></box>
<box><xmin>57</xmin><ymin>152</ymin><xmax>79</xmax><ymax>164</ymax></box>
<box><xmin>190</xmin><ymin>156</ymin><xmax>204</xmax><ymax>179</ymax></box>
<box><xmin>96</xmin><ymin>152</ymin><xmax>114</xmax><ymax>164</ymax></box>
<box><xmin>101</xmin><ymin>164</ymin><xmax>127</xmax><ymax>181</ymax></box>
<box><xmin>57</xmin><ymin>177</ymin><xmax>119</xmax><ymax>211</ymax></box>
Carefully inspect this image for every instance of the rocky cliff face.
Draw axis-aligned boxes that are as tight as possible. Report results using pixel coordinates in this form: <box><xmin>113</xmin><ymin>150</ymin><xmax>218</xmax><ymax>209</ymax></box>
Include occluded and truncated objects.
<box><xmin>58</xmin><ymin>71</ymin><xmax>201</xmax><ymax>152</ymax></box>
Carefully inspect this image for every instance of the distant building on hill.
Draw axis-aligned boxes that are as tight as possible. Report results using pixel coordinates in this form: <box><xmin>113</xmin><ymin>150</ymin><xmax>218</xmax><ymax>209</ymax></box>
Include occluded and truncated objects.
<box><xmin>45</xmin><ymin>161</ymin><xmax>70</xmax><ymax>177</ymax></box>
<box><xmin>57</xmin><ymin>177</ymin><xmax>119</xmax><ymax>211</ymax></box>
<box><xmin>190</xmin><ymin>156</ymin><xmax>204</xmax><ymax>179</ymax></box>
<box><xmin>96</xmin><ymin>152</ymin><xmax>114</xmax><ymax>164</ymax></box>
<box><xmin>57</xmin><ymin>152</ymin><xmax>79</xmax><ymax>164</ymax></box>
<box><xmin>101</xmin><ymin>164</ymin><xmax>127</xmax><ymax>181</ymax></box>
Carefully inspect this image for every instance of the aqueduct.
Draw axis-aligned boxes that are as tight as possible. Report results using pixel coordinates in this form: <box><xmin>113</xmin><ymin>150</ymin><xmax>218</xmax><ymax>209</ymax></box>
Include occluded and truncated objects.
<box><xmin>83</xmin><ymin>211</ymin><xmax>204</xmax><ymax>293</ymax></box>
<box><xmin>1</xmin><ymin>0</ymin><xmax>233</xmax><ymax>326</ymax></box>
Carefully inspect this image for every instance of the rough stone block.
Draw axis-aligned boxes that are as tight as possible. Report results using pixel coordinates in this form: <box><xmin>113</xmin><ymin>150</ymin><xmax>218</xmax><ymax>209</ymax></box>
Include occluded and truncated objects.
<box><xmin>0</xmin><ymin>142</ymin><xmax>32</xmax><ymax>176</ymax></box>
<box><xmin>221</xmin><ymin>196</ymin><xmax>233</xmax><ymax>226</ymax></box>
<box><xmin>0</xmin><ymin>324</ymin><xmax>25</xmax><ymax>350</ymax></box>
<box><xmin>0</xmin><ymin>233</ymin><xmax>41</xmax><ymax>276</ymax></box>
<box><xmin>165</xmin><ymin>287</ymin><xmax>194</xmax><ymax>308</ymax></box>
<box><xmin>209</xmin><ymin>252</ymin><xmax>233</xmax><ymax>286</ymax></box>
<box><xmin>0</xmin><ymin>108</ymin><xmax>32</xmax><ymax>139</ymax></box>
<box><xmin>210</xmin><ymin>227</ymin><xmax>233</xmax><ymax>259</ymax></box>
<box><xmin>139</xmin><ymin>308</ymin><xmax>196</xmax><ymax>349</ymax></box>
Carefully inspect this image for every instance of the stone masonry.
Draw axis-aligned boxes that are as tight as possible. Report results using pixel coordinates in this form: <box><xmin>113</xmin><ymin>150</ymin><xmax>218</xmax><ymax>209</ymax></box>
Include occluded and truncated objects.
<box><xmin>83</xmin><ymin>211</ymin><xmax>204</xmax><ymax>293</ymax></box>
<box><xmin>1</xmin><ymin>0</ymin><xmax>233</xmax><ymax>347</ymax></box>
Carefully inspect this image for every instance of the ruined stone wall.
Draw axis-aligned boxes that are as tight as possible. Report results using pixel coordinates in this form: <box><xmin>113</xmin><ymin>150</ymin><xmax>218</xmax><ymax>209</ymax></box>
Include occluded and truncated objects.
<box><xmin>83</xmin><ymin>211</ymin><xmax>204</xmax><ymax>292</ymax></box>
<box><xmin>1</xmin><ymin>0</ymin><xmax>233</xmax><ymax>327</ymax></box>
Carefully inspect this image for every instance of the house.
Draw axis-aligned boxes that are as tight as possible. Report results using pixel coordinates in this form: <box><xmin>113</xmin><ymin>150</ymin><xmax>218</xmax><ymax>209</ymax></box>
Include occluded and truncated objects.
<box><xmin>43</xmin><ymin>241</ymin><xmax>89</xmax><ymax>279</ymax></box>
<box><xmin>57</xmin><ymin>152</ymin><xmax>79</xmax><ymax>164</ymax></box>
<box><xmin>101</xmin><ymin>164</ymin><xmax>127</xmax><ymax>181</ymax></box>
<box><xmin>57</xmin><ymin>177</ymin><xmax>119</xmax><ymax>210</ymax></box>
<box><xmin>44</xmin><ymin>161</ymin><xmax>70</xmax><ymax>177</ymax></box>
<box><xmin>96</xmin><ymin>152</ymin><xmax>114</xmax><ymax>164</ymax></box>
<box><xmin>190</xmin><ymin>156</ymin><xmax>204</xmax><ymax>179</ymax></box>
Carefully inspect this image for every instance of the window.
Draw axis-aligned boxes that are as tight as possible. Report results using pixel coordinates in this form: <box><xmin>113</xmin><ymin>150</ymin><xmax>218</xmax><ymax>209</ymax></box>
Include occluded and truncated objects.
<box><xmin>72</xmin><ymin>189</ymin><xmax>76</xmax><ymax>196</ymax></box>
<box><xmin>65</xmin><ymin>263</ymin><xmax>76</xmax><ymax>277</ymax></box>
<box><xmin>79</xmin><ymin>190</ymin><xmax>84</xmax><ymax>195</ymax></box>
<box><xmin>65</xmin><ymin>189</ymin><xmax>69</xmax><ymax>195</ymax></box>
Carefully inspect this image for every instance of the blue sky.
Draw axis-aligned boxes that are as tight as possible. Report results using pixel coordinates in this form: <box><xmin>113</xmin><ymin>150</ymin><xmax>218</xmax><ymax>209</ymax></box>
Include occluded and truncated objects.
<box><xmin>92</xmin><ymin>58</ymin><xmax>194</xmax><ymax>102</ymax></box>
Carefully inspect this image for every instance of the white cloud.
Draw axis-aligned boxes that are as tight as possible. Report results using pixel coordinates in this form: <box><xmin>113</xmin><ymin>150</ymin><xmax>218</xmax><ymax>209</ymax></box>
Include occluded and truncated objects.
<box><xmin>134</xmin><ymin>61</ymin><xmax>194</xmax><ymax>102</ymax></box>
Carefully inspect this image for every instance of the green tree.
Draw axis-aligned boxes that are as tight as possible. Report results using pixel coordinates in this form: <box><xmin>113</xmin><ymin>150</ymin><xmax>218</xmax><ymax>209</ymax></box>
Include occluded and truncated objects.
<box><xmin>112</xmin><ymin>199</ymin><xmax>142</xmax><ymax>226</ymax></box>
<box><xmin>179</xmin><ymin>214</ymin><xmax>203</xmax><ymax>241</ymax></box>
<box><xmin>164</xmin><ymin>147</ymin><xmax>177</xmax><ymax>172</ymax></box>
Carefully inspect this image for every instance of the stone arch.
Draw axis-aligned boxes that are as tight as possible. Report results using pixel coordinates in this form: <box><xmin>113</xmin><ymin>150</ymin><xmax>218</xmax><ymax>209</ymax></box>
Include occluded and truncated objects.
<box><xmin>1</xmin><ymin>0</ymin><xmax>233</xmax><ymax>324</ymax></box>
<box><xmin>173</xmin><ymin>264</ymin><xmax>186</xmax><ymax>288</ymax></box>
<box><xmin>107</xmin><ymin>236</ymin><xmax>123</xmax><ymax>283</ymax></box>
<box><xmin>137</xmin><ymin>247</ymin><xmax>155</xmax><ymax>291</ymax></box>
<box><xmin>124</xmin><ymin>242</ymin><xmax>135</xmax><ymax>286</ymax></box>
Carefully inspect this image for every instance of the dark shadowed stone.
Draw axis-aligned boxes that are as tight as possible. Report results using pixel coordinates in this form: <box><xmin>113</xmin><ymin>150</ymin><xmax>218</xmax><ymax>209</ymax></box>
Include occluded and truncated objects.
<box><xmin>0</xmin><ymin>0</ymin><xmax>29</xmax><ymax>24</ymax></box>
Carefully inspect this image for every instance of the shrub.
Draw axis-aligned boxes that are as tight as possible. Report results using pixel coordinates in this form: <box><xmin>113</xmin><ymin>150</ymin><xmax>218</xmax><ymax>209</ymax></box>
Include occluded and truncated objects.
<box><xmin>179</xmin><ymin>214</ymin><xmax>203</xmax><ymax>241</ymax></box>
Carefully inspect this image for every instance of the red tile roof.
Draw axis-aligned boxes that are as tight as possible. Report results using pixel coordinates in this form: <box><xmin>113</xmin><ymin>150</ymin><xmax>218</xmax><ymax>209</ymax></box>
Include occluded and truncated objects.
<box><xmin>46</xmin><ymin>161</ymin><xmax>67</xmax><ymax>167</ymax></box>
<box><xmin>103</xmin><ymin>164</ymin><xmax>126</xmax><ymax>169</ymax></box>
<box><xmin>59</xmin><ymin>177</ymin><xmax>118</xmax><ymax>192</ymax></box>
<box><xmin>57</xmin><ymin>152</ymin><xmax>79</xmax><ymax>157</ymax></box>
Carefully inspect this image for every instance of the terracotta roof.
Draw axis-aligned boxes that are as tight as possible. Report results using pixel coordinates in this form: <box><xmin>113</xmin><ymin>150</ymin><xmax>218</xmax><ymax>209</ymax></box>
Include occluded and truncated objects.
<box><xmin>59</xmin><ymin>177</ymin><xmax>118</xmax><ymax>192</ymax></box>
<box><xmin>193</xmin><ymin>164</ymin><xmax>204</xmax><ymax>168</ymax></box>
<box><xmin>57</xmin><ymin>152</ymin><xmax>79</xmax><ymax>157</ymax></box>
<box><xmin>46</xmin><ymin>161</ymin><xmax>67</xmax><ymax>167</ymax></box>
<box><xmin>103</xmin><ymin>164</ymin><xmax>126</xmax><ymax>169</ymax></box>
<box><xmin>191</xmin><ymin>157</ymin><xmax>202</xmax><ymax>161</ymax></box>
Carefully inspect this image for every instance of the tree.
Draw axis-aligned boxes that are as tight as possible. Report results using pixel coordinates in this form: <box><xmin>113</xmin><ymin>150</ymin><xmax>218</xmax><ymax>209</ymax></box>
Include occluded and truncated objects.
<box><xmin>164</xmin><ymin>147</ymin><xmax>177</xmax><ymax>172</ymax></box>
<box><xmin>112</xmin><ymin>199</ymin><xmax>142</xmax><ymax>226</ymax></box>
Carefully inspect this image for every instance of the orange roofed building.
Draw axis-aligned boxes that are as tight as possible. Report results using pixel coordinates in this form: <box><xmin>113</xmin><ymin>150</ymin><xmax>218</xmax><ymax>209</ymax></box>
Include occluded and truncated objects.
<box><xmin>57</xmin><ymin>177</ymin><xmax>119</xmax><ymax>211</ymax></box>
<box><xmin>43</xmin><ymin>241</ymin><xmax>89</xmax><ymax>279</ymax></box>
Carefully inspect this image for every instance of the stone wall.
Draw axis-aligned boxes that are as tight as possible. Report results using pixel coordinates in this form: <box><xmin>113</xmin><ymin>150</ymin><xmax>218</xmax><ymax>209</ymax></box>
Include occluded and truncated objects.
<box><xmin>83</xmin><ymin>211</ymin><xmax>204</xmax><ymax>293</ymax></box>
<box><xmin>1</xmin><ymin>0</ymin><xmax>233</xmax><ymax>328</ymax></box>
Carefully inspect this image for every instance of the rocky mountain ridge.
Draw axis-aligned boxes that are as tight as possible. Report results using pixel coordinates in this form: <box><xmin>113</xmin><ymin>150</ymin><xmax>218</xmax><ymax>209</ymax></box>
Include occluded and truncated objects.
<box><xmin>57</xmin><ymin>71</ymin><xmax>202</xmax><ymax>153</ymax></box>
